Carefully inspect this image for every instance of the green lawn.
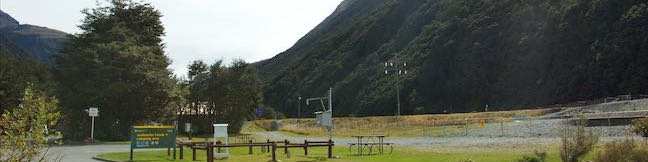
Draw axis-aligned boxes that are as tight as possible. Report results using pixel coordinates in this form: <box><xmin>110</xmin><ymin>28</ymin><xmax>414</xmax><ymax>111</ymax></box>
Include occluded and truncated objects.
<box><xmin>96</xmin><ymin>145</ymin><xmax>599</xmax><ymax>162</ymax></box>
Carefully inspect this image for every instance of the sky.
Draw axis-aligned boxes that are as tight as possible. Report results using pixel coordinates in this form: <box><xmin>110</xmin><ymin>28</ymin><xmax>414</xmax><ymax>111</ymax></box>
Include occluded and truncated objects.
<box><xmin>0</xmin><ymin>0</ymin><xmax>343</xmax><ymax>77</ymax></box>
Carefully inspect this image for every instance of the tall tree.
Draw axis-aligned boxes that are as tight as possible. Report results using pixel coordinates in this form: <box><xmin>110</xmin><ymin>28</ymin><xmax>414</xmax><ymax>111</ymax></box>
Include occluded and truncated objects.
<box><xmin>55</xmin><ymin>0</ymin><xmax>176</xmax><ymax>140</ymax></box>
<box><xmin>184</xmin><ymin>59</ymin><xmax>263</xmax><ymax>133</ymax></box>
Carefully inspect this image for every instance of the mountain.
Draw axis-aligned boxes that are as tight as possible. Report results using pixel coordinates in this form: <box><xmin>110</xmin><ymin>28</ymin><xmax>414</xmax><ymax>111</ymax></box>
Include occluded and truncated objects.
<box><xmin>0</xmin><ymin>10</ymin><xmax>68</xmax><ymax>64</ymax></box>
<box><xmin>256</xmin><ymin>0</ymin><xmax>648</xmax><ymax>117</ymax></box>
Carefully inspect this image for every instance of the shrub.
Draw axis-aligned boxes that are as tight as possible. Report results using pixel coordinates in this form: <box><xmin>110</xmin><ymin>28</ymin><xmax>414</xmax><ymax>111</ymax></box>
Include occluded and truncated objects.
<box><xmin>559</xmin><ymin>118</ymin><xmax>599</xmax><ymax>162</ymax></box>
<box><xmin>629</xmin><ymin>142</ymin><xmax>648</xmax><ymax>162</ymax></box>
<box><xmin>630</xmin><ymin>116</ymin><xmax>648</xmax><ymax>139</ymax></box>
<box><xmin>594</xmin><ymin>139</ymin><xmax>635</xmax><ymax>162</ymax></box>
<box><xmin>0</xmin><ymin>85</ymin><xmax>61</xmax><ymax>161</ymax></box>
<box><xmin>594</xmin><ymin>138</ymin><xmax>648</xmax><ymax>162</ymax></box>
<box><xmin>517</xmin><ymin>151</ymin><xmax>547</xmax><ymax>162</ymax></box>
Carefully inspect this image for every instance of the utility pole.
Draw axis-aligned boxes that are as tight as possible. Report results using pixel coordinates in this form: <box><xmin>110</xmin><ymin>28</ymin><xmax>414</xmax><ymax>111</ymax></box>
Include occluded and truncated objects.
<box><xmin>384</xmin><ymin>53</ymin><xmax>407</xmax><ymax>116</ymax></box>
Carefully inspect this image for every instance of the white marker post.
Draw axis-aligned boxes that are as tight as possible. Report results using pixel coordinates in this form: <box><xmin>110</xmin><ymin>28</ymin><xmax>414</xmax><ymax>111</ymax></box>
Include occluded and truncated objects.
<box><xmin>88</xmin><ymin>108</ymin><xmax>99</xmax><ymax>141</ymax></box>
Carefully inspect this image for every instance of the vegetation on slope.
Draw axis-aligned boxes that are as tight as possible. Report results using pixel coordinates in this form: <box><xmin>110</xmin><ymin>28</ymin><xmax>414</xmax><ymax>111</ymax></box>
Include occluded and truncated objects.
<box><xmin>257</xmin><ymin>0</ymin><xmax>648</xmax><ymax>117</ymax></box>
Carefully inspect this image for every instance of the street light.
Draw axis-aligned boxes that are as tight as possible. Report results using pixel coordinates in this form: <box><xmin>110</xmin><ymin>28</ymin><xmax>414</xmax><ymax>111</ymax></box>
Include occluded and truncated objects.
<box><xmin>383</xmin><ymin>53</ymin><xmax>407</xmax><ymax>116</ymax></box>
<box><xmin>297</xmin><ymin>96</ymin><xmax>302</xmax><ymax>118</ymax></box>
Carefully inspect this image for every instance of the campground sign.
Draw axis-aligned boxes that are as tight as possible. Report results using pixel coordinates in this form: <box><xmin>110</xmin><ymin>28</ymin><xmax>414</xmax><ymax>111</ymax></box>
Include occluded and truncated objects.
<box><xmin>130</xmin><ymin>125</ymin><xmax>176</xmax><ymax>161</ymax></box>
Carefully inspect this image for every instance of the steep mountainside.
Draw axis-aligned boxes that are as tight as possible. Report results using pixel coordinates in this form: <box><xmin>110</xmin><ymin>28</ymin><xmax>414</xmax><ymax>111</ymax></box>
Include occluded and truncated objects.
<box><xmin>256</xmin><ymin>0</ymin><xmax>648</xmax><ymax>117</ymax></box>
<box><xmin>0</xmin><ymin>10</ymin><xmax>68</xmax><ymax>64</ymax></box>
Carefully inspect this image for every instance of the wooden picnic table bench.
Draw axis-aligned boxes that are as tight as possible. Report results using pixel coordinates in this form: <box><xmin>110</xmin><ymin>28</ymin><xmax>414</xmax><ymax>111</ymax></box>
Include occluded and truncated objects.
<box><xmin>349</xmin><ymin>135</ymin><xmax>393</xmax><ymax>155</ymax></box>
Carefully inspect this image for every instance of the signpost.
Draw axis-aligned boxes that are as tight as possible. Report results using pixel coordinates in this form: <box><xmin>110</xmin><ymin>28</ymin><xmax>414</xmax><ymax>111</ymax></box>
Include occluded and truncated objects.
<box><xmin>130</xmin><ymin>125</ymin><xmax>177</xmax><ymax>161</ymax></box>
<box><xmin>185</xmin><ymin>123</ymin><xmax>192</xmax><ymax>140</ymax></box>
<box><xmin>88</xmin><ymin>107</ymin><xmax>99</xmax><ymax>141</ymax></box>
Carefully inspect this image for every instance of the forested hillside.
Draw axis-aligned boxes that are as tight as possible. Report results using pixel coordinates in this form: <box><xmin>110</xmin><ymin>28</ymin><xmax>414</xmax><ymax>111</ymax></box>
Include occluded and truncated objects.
<box><xmin>256</xmin><ymin>0</ymin><xmax>648</xmax><ymax>117</ymax></box>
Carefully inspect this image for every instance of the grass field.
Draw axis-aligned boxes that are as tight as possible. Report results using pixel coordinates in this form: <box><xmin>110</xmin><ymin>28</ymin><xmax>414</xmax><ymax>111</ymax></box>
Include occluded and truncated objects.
<box><xmin>244</xmin><ymin>108</ymin><xmax>557</xmax><ymax>137</ymax></box>
<box><xmin>97</xmin><ymin>108</ymin><xmax>618</xmax><ymax>162</ymax></box>
<box><xmin>97</xmin><ymin>144</ymin><xmax>602</xmax><ymax>162</ymax></box>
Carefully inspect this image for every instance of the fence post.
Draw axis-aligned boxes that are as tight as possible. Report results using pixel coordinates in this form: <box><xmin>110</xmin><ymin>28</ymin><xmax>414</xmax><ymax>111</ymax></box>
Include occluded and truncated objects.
<box><xmin>304</xmin><ymin>140</ymin><xmax>308</xmax><ymax>155</ymax></box>
<box><xmin>206</xmin><ymin>142</ymin><xmax>213</xmax><ymax>162</ymax></box>
<box><xmin>249</xmin><ymin>140</ymin><xmax>253</xmax><ymax>155</ymax></box>
<box><xmin>607</xmin><ymin>114</ymin><xmax>612</xmax><ymax>136</ymax></box>
<box><xmin>192</xmin><ymin>144</ymin><xmax>196</xmax><ymax>161</ymax></box>
<box><xmin>179</xmin><ymin>143</ymin><xmax>184</xmax><ymax>160</ymax></box>
<box><xmin>284</xmin><ymin>140</ymin><xmax>289</xmax><ymax>154</ymax></box>
<box><xmin>527</xmin><ymin>118</ymin><xmax>533</xmax><ymax>136</ymax></box>
<box><xmin>499</xmin><ymin>120</ymin><xmax>504</xmax><ymax>137</ymax></box>
<box><xmin>328</xmin><ymin>140</ymin><xmax>333</xmax><ymax>158</ymax></box>
<box><xmin>464</xmin><ymin>118</ymin><xmax>468</xmax><ymax>136</ymax></box>
<box><xmin>444</xmin><ymin>121</ymin><xmax>448</xmax><ymax>137</ymax></box>
<box><xmin>272</xmin><ymin>143</ymin><xmax>276</xmax><ymax>162</ymax></box>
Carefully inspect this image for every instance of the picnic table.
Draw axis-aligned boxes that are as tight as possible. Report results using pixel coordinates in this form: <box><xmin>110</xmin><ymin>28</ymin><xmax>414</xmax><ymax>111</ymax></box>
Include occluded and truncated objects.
<box><xmin>348</xmin><ymin>135</ymin><xmax>392</xmax><ymax>155</ymax></box>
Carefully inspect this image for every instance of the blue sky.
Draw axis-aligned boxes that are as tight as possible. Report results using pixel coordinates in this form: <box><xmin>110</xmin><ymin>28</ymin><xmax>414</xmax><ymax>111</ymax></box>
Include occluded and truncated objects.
<box><xmin>1</xmin><ymin>0</ymin><xmax>342</xmax><ymax>77</ymax></box>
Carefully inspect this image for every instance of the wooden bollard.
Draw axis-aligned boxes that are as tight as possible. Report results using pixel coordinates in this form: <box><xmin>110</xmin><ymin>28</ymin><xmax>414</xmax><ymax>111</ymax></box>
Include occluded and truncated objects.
<box><xmin>248</xmin><ymin>140</ymin><xmax>253</xmax><ymax>155</ymax></box>
<box><xmin>272</xmin><ymin>143</ymin><xmax>277</xmax><ymax>162</ymax></box>
<box><xmin>284</xmin><ymin>140</ymin><xmax>289</xmax><ymax>154</ymax></box>
<box><xmin>167</xmin><ymin>148</ymin><xmax>170</xmax><ymax>156</ymax></box>
<box><xmin>207</xmin><ymin>142</ymin><xmax>213</xmax><ymax>162</ymax></box>
<box><xmin>304</xmin><ymin>140</ymin><xmax>308</xmax><ymax>155</ymax></box>
<box><xmin>192</xmin><ymin>144</ymin><xmax>196</xmax><ymax>161</ymax></box>
<box><xmin>179</xmin><ymin>144</ymin><xmax>184</xmax><ymax>159</ymax></box>
<box><xmin>327</xmin><ymin>140</ymin><xmax>333</xmax><ymax>158</ymax></box>
<box><xmin>216</xmin><ymin>141</ymin><xmax>222</xmax><ymax>153</ymax></box>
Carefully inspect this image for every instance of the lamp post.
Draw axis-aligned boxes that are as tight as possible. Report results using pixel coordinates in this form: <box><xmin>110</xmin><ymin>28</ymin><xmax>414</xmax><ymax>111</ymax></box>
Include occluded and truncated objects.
<box><xmin>297</xmin><ymin>96</ymin><xmax>302</xmax><ymax>118</ymax></box>
<box><xmin>384</xmin><ymin>53</ymin><xmax>407</xmax><ymax>116</ymax></box>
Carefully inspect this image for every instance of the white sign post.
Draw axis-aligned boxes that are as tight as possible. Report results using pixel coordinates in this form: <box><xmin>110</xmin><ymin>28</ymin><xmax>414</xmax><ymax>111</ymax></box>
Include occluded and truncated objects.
<box><xmin>88</xmin><ymin>108</ymin><xmax>99</xmax><ymax>141</ymax></box>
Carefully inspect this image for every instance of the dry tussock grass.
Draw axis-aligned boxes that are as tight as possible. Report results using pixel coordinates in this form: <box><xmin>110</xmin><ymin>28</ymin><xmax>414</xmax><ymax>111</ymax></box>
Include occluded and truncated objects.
<box><xmin>249</xmin><ymin>108</ymin><xmax>554</xmax><ymax>136</ymax></box>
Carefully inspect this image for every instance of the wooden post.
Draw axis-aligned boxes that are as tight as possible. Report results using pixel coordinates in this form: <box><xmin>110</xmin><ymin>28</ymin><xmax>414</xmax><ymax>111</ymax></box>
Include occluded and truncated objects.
<box><xmin>284</xmin><ymin>140</ymin><xmax>288</xmax><ymax>154</ymax></box>
<box><xmin>192</xmin><ymin>145</ymin><xmax>196</xmax><ymax>161</ymax></box>
<box><xmin>207</xmin><ymin>142</ymin><xmax>213</xmax><ymax>162</ymax></box>
<box><xmin>272</xmin><ymin>143</ymin><xmax>277</xmax><ymax>162</ymax></box>
<box><xmin>167</xmin><ymin>148</ymin><xmax>170</xmax><ymax>156</ymax></box>
<box><xmin>464</xmin><ymin>118</ymin><xmax>469</xmax><ymax>136</ymax></box>
<box><xmin>267</xmin><ymin>139</ymin><xmax>271</xmax><ymax>152</ymax></box>
<box><xmin>304</xmin><ymin>140</ymin><xmax>308</xmax><ymax>155</ymax></box>
<box><xmin>500</xmin><ymin>120</ymin><xmax>504</xmax><ymax>137</ymax></box>
<box><xmin>179</xmin><ymin>143</ymin><xmax>184</xmax><ymax>160</ymax></box>
<box><xmin>248</xmin><ymin>140</ymin><xmax>253</xmax><ymax>155</ymax></box>
<box><xmin>328</xmin><ymin>140</ymin><xmax>333</xmax><ymax>158</ymax></box>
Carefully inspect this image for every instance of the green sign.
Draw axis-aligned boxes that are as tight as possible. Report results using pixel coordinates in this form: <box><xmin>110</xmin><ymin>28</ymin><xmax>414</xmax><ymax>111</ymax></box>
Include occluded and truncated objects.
<box><xmin>130</xmin><ymin>125</ymin><xmax>176</xmax><ymax>161</ymax></box>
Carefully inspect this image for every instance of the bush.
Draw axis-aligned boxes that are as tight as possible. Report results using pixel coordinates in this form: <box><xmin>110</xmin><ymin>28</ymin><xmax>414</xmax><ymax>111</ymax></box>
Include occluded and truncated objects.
<box><xmin>517</xmin><ymin>151</ymin><xmax>547</xmax><ymax>162</ymax></box>
<box><xmin>594</xmin><ymin>138</ymin><xmax>648</xmax><ymax>162</ymax></box>
<box><xmin>0</xmin><ymin>85</ymin><xmax>61</xmax><ymax>161</ymax></box>
<box><xmin>559</xmin><ymin>118</ymin><xmax>599</xmax><ymax>162</ymax></box>
<box><xmin>594</xmin><ymin>139</ymin><xmax>635</xmax><ymax>162</ymax></box>
<box><xmin>629</xmin><ymin>142</ymin><xmax>648</xmax><ymax>162</ymax></box>
<box><xmin>630</xmin><ymin>116</ymin><xmax>648</xmax><ymax>139</ymax></box>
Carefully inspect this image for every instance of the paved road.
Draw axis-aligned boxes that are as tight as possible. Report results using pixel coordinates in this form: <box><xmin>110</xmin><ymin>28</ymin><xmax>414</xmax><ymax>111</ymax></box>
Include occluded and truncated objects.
<box><xmin>42</xmin><ymin>144</ymin><xmax>166</xmax><ymax>162</ymax></box>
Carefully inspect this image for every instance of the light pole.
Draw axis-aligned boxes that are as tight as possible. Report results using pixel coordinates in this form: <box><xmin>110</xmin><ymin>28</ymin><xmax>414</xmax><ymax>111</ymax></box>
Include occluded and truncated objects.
<box><xmin>297</xmin><ymin>96</ymin><xmax>302</xmax><ymax>118</ymax></box>
<box><xmin>384</xmin><ymin>53</ymin><xmax>407</xmax><ymax>116</ymax></box>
